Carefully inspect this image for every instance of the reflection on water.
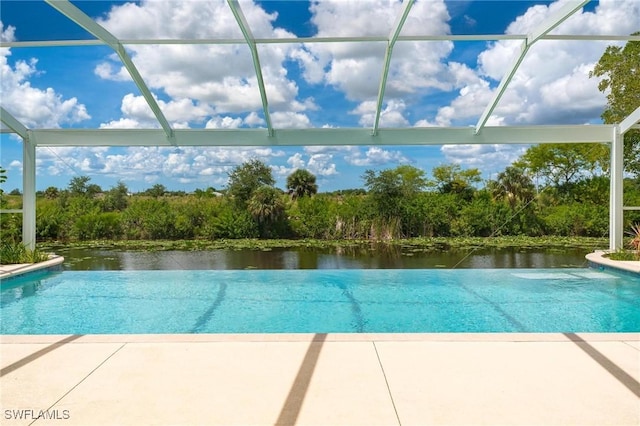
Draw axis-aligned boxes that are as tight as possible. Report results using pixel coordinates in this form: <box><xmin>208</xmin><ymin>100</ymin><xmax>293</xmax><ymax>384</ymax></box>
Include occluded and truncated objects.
<box><xmin>53</xmin><ymin>246</ymin><xmax>591</xmax><ymax>271</ymax></box>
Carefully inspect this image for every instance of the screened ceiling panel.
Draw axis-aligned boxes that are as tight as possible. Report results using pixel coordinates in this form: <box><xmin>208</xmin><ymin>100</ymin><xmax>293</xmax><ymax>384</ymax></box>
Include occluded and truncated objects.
<box><xmin>1</xmin><ymin>0</ymin><xmax>638</xmax><ymax>147</ymax></box>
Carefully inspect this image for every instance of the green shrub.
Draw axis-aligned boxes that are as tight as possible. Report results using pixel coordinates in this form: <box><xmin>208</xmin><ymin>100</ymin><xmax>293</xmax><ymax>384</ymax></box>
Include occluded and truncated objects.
<box><xmin>542</xmin><ymin>203</ymin><xmax>608</xmax><ymax>237</ymax></box>
<box><xmin>209</xmin><ymin>208</ymin><xmax>258</xmax><ymax>239</ymax></box>
<box><xmin>73</xmin><ymin>212</ymin><xmax>123</xmax><ymax>240</ymax></box>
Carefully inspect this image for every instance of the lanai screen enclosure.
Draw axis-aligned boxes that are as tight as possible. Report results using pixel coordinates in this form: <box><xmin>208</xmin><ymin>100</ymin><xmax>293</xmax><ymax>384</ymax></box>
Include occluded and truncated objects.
<box><xmin>1</xmin><ymin>0</ymin><xmax>639</xmax><ymax>250</ymax></box>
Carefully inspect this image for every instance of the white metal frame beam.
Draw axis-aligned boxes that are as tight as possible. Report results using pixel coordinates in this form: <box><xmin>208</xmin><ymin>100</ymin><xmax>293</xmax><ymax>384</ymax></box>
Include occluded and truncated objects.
<box><xmin>610</xmin><ymin>105</ymin><xmax>640</xmax><ymax>249</ymax></box>
<box><xmin>618</xmin><ymin>106</ymin><xmax>640</xmax><ymax>134</ymax></box>
<box><xmin>45</xmin><ymin>0</ymin><xmax>175</xmax><ymax>143</ymax></box>
<box><xmin>372</xmin><ymin>0</ymin><xmax>415</xmax><ymax>136</ymax></box>
<box><xmin>3</xmin><ymin>34</ymin><xmax>639</xmax><ymax>49</ymax></box>
<box><xmin>475</xmin><ymin>0</ymin><xmax>589</xmax><ymax>134</ymax></box>
<box><xmin>28</xmin><ymin>125</ymin><xmax>614</xmax><ymax>147</ymax></box>
<box><xmin>0</xmin><ymin>107</ymin><xmax>29</xmax><ymax>139</ymax></box>
<box><xmin>609</xmin><ymin>126</ymin><xmax>624</xmax><ymax>250</ymax></box>
<box><xmin>22</xmin><ymin>138</ymin><xmax>36</xmax><ymax>250</ymax></box>
<box><xmin>227</xmin><ymin>0</ymin><xmax>273</xmax><ymax>136</ymax></box>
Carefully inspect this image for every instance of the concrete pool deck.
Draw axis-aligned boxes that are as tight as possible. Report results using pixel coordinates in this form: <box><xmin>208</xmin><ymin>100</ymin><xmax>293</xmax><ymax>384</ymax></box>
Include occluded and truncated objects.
<box><xmin>1</xmin><ymin>333</ymin><xmax>638</xmax><ymax>425</ymax></box>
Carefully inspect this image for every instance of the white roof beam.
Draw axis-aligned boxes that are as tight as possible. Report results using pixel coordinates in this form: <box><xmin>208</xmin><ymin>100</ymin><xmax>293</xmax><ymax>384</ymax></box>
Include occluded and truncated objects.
<box><xmin>372</xmin><ymin>0</ymin><xmax>415</xmax><ymax>136</ymax></box>
<box><xmin>618</xmin><ymin>106</ymin><xmax>640</xmax><ymax>135</ymax></box>
<box><xmin>45</xmin><ymin>0</ymin><xmax>175</xmax><ymax>144</ymax></box>
<box><xmin>29</xmin><ymin>125</ymin><xmax>614</xmax><ymax>147</ymax></box>
<box><xmin>475</xmin><ymin>0</ymin><xmax>589</xmax><ymax>134</ymax></box>
<box><xmin>5</xmin><ymin>33</ymin><xmax>639</xmax><ymax>49</ymax></box>
<box><xmin>0</xmin><ymin>107</ymin><xmax>29</xmax><ymax>139</ymax></box>
<box><xmin>227</xmin><ymin>0</ymin><xmax>273</xmax><ymax>137</ymax></box>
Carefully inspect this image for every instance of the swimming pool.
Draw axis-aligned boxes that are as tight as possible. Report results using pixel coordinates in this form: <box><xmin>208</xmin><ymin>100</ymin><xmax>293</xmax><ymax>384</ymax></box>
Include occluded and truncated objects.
<box><xmin>1</xmin><ymin>268</ymin><xmax>638</xmax><ymax>334</ymax></box>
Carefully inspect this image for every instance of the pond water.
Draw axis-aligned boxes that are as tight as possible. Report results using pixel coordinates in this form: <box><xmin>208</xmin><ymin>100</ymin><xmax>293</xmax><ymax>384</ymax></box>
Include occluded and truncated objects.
<box><xmin>53</xmin><ymin>246</ymin><xmax>592</xmax><ymax>270</ymax></box>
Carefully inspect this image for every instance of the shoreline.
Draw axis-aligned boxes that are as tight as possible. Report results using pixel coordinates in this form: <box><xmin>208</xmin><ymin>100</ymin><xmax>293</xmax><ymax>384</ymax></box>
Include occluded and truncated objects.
<box><xmin>39</xmin><ymin>235</ymin><xmax>611</xmax><ymax>252</ymax></box>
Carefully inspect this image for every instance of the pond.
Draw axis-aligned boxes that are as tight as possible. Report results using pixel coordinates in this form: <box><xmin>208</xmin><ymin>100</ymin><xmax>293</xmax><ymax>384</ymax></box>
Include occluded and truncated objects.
<box><xmin>53</xmin><ymin>246</ymin><xmax>592</xmax><ymax>270</ymax></box>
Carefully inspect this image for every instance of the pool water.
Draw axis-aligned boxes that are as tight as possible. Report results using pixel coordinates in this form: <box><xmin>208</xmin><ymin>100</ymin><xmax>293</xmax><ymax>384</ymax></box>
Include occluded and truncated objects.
<box><xmin>1</xmin><ymin>269</ymin><xmax>638</xmax><ymax>334</ymax></box>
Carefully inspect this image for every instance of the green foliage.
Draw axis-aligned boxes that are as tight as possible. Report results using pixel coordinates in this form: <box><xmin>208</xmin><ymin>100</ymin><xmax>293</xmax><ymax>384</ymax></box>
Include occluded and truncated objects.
<box><xmin>451</xmin><ymin>191</ymin><xmax>511</xmax><ymax>237</ymax></box>
<box><xmin>590</xmin><ymin>33</ymin><xmax>640</xmax><ymax>176</ymax></box>
<box><xmin>541</xmin><ymin>203</ymin><xmax>608</xmax><ymax>237</ymax></box>
<box><xmin>515</xmin><ymin>144</ymin><xmax>608</xmax><ymax>187</ymax></box>
<box><xmin>210</xmin><ymin>207</ymin><xmax>258</xmax><ymax>239</ymax></box>
<box><xmin>68</xmin><ymin>176</ymin><xmax>102</xmax><ymax>197</ymax></box>
<box><xmin>288</xmin><ymin>194</ymin><xmax>334</xmax><ymax>239</ymax></box>
<box><xmin>333</xmin><ymin>194</ymin><xmax>372</xmax><ymax>239</ymax></box>
<box><xmin>103</xmin><ymin>181</ymin><xmax>129</xmax><ymax>211</ymax></box>
<box><xmin>363</xmin><ymin>165</ymin><xmax>427</xmax><ymax>220</ymax></box>
<box><xmin>44</xmin><ymin>186</ymin><xmax>60</xmax><ymax>199</ymax></box>
<box><xmin>74</xmin><ymin>212</ymin><xmax>122</xmax><ymax>240</ymax></box>
<box><xmin>227</xmin><ymin>159</ymin><xmax>275</xmax><ymax>204</ymax></box>
<box><xmin>488</xmin><ymin>166</ymin><xmax>536</xmax><ymax>210</ymax></box>
<box><xmin>248</xmin><ymin>186</ymin><xmax>287</xmax><ymax>237</ymax></box>
<box><xmin>431</xmin><ymin>164</ymin><xmax>481</xmax><ymax>200</ymax></box>
<box><xmin>23</xmin><ymin>161</ymin><xmax>640</xmax><ymax>243</ymax></box>
<box><xmin>0</xmin><ymin>213</ymin><xmax>22</xmax><ymax>243</ymax></box>
<box><xmin>144</xmin><ymin>183</ymin><xmax>166</xmax><ymax>198</ymax></box>
<box><xmin>607</xmin><ymin>249</ymin><xmax>639</xmax><ymax>261</ymax></box>
<box><xmin>0</xmin><ymin>242</ymin><xmax>49</xmax><ymax>264</ymax></box>
<box><xmin>37</xmin><ymin>199</ymin><xmax>65</xmax><ymax>240</ymax></box>
<box><xmin>121</xmin><ymin>198</ymin><xmax>175</xmax><ymax>239</ymax></box>
<box><xmin>286</xmin><ymin>169</ymin><xmax>318</xmax><ymax>199</ymax></box>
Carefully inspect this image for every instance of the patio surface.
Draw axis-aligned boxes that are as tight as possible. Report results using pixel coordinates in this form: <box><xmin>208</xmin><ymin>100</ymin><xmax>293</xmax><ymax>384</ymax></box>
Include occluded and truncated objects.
<box><xmin>1</xmin><ymin>333</ymin><xmax>638</xmax><ymax>425</ymax></box>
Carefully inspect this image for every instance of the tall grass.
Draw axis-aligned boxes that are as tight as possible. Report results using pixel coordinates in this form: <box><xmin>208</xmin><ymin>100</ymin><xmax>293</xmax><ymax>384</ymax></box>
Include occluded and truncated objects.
<box><xmin>0</xmin><ymin>242</ymin><xmax>50</xmax><ymax>264</ymax></box>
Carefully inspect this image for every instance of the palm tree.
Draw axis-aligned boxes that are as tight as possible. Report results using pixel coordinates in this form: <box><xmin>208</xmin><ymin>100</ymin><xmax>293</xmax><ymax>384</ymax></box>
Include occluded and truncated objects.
<box><xmin>247</xmin><ymin>186</ymin><xmax>285</xmax><ymax>225</ymax></box>
<box><xmin>286</xmin><ymin>169</ymin><xmax>318</xmax><ymax>200</ymax></box>
<box><xmin>490</xmin><ymin>166</ymin><xmax>536</xmax><ymax>210</ymax></box>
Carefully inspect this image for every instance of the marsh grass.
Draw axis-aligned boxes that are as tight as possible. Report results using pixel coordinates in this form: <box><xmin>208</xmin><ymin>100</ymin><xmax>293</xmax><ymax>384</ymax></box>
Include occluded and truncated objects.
<box><xmin>0</xmin><ymin>242</ymin><xmax>50</xmax><ymax>264</ymax></box>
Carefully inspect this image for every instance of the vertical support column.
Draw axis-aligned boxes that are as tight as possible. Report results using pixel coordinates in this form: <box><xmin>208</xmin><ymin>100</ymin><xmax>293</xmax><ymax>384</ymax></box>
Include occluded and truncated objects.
<box><xmin>22</xmin><ymin>136</ymin><xmax>36</xmax><ymax>250</ymax></box>
<box><xmin>609</xmin><ymin>127</ymin><xmax>623</xmax><ymax>251</ymax></box>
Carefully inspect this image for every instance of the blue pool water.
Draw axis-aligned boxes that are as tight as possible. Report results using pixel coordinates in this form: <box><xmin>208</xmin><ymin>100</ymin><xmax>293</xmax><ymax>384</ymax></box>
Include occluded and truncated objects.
<box><xmin>1</xmin><ymin>269</ymin><xmax>638</xmax><ymax>334</ymax></box>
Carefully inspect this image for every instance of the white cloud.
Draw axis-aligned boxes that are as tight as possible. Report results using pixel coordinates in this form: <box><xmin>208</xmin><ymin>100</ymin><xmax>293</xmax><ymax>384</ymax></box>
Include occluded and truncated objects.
<box><xmin>0</xmin><ymin>22</ymin><xmax>90</xmax><ymax>129</ymax></box>
<box><xmin>345</xmin><ymin>146</ymin><xmax>410</xmax><ymax>167</ymax></box>
<box><xmin>287</xmin><ymin>152</ymin><xmax>306</xmax><ymax>170</ymax></box>
<box><xmin>205</xmin><ymin>116</ymin><xmax>244</xmax><ymax>129</ymax></box>
<box><xmin>295</xmin><ymin>0</ymin><xmax>453</xmax><ymax>125</ymax></box>
<box><xmin>244</xmin><ymin>112</ymin><xmax>265</xmax><ymax>127</ymax></box>
<box><xmin>440</xmin><ymin>144</ymin><xmax>527</xmax><ymax>175</ymax></box>
<box><xmin>432</xmin><ymin>0</ymin><xmax>640</xmax><ymax>127</ymax></box>
<box><xmin>94</xmin><ymin>61</ymin><xmax>131</xmax><ymax>82</ymax></box>
<box><xmin>100</xmin><ymin>93</ymin><xmax>214</xmax><ymax>128</ymax></box>
<box><xmin>95</xmin><ymin>1</ymin><xmax>309</xmax><ymax>127</ymax></box>
<box><xmin>352</xmin><ymin>100</ymin><xmax>410</xmax><ymax>127</ymax></box>
<box><xmin>271</xmin><ymin>111</ymin><xmax>312</xmax><ymax>129</ymax></box>
<box><xmin>307</xmin><ymin>153</ymin><xmax>338</xmax><ymax>176</ymax></box>
<box><xmin>33</xmin><ymin>145</ymin><xmax>290</xmax><ymax>188</ymax></box>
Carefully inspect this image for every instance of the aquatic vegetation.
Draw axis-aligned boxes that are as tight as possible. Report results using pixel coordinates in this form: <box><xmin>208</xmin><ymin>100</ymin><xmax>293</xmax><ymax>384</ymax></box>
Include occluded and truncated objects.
<box><xmin>40</xmin><ymin>236</ymin><xmax>609</xmax><ymax>254</ymax></box>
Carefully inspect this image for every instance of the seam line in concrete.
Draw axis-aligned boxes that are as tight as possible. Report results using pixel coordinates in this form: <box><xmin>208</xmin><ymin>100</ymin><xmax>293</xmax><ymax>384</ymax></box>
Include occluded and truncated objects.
<box><xmin>621</xmin><ymin>340</ymin><xmax>640</xmax><ymax>352</ymax></box>
<box><xmin>29</xmin><ymin>342</ymin><xmax>127</xmax><ymax>426</ymax></box>
<box><xmin>373</xmin><ymin>341</ymin><xmax>401</xmax><ymax>426</ymax></box>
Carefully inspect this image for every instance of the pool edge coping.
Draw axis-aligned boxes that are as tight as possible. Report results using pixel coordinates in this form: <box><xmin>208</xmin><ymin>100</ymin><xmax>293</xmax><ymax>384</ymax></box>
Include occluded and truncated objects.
<box><xmin>586</xmin><ymin>251</ymin><xmax>640</xmax><ymax>275</ymax></box>
<box><xmin>0</xmin><ymin>255</ymin><xmax>65</xmax><ymax>281</ymax></box>
<box><xmin>2</xmin><ymin>332</ymin><xmax>638</xmax><ymax>344</ymax></box>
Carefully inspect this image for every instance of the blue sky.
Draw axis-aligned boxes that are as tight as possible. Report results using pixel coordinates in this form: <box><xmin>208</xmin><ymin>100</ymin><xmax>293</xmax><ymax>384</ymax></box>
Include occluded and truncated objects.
<box><xmin>0</xmin><ymin>0</ymin><xmax>637</xmax><ymax>193</ymax></box>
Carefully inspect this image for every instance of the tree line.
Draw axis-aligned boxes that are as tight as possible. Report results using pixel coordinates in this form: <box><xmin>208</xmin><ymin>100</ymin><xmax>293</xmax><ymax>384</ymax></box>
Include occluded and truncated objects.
<box><xmin>1</xmin><ymin>146</ymin><xmax>639</xmax><ymax>243</ymax></box>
